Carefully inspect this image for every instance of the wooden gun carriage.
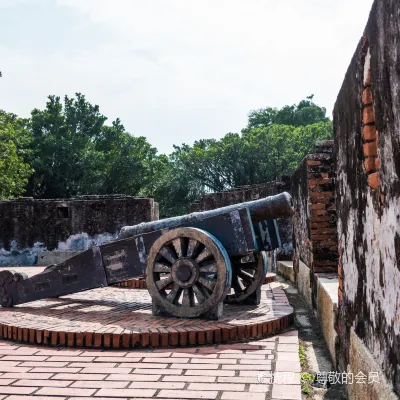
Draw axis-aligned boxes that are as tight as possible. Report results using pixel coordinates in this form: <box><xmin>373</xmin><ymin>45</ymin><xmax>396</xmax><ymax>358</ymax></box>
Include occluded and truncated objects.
<box><xmin>0</xmin><ymin>192</ymin><xmax>293</xmax><ymax>319</ymax></box>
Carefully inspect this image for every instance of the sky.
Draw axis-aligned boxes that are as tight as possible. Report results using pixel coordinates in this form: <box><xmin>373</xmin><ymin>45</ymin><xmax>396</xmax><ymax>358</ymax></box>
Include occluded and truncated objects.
<box><xmin>0</xmin><ymin>0</ymin><xmax>374</xmax><ymax>154</ymax></box>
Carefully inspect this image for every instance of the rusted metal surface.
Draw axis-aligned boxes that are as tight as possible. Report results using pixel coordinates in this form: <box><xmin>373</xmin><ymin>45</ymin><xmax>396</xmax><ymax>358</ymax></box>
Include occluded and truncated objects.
<box><xmin>0</xmin><ymin>193</ymin><xmax>293</xmax><ymax>319</ymax></box>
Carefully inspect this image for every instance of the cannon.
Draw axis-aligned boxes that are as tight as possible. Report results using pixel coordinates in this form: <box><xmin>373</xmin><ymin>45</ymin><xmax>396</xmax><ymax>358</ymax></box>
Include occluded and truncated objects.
<box><xmin>0</xmin><ymin>192</ymin><xmax>293</xmax><ymax>319</ymax></box>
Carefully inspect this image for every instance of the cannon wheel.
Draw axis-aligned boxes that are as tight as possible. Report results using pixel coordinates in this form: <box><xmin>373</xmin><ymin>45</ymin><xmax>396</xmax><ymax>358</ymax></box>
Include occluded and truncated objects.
<box><xmin>146</xmin><ymin>227</ymin><xmax>232</xmax><ymax>318</ymax></box>
<box><xmin>224</xmin><ymin>251</ymin><xmax>267</xmax><ymax>304</ymax></box>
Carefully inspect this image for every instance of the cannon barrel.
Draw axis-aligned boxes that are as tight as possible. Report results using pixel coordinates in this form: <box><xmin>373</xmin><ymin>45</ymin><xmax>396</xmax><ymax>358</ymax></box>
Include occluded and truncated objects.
<box><xmin>119</xmin><ymin>192</ymin><xmax>293</xmax><ymax>239</ymax></box>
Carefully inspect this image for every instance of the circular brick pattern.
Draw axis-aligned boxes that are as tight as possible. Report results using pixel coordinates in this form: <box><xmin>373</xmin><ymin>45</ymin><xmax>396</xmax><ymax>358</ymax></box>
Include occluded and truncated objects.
<box><xmin>0</xmin><ymin>268</ymin><xmax>292</xmax><ymax>349</ymax></box>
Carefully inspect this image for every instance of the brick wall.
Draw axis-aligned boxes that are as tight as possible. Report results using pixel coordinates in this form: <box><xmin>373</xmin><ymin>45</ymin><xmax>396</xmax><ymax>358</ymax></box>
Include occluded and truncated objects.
<box><xmin>291</xmin><ymin>140</ymin><xmax>338</xmax><ymax>278</ymax></box>
<box><xmin>333</xmin><ymin>0</ymin><xmax>400</xmax><ymax>394</ymax></box>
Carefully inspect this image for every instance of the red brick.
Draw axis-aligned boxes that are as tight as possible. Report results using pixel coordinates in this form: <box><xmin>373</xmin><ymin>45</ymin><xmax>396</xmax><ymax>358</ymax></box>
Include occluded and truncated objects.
<box><xmin>368</xmin><ymin>172</ymin><xmax>379</xmax><ymax>189</ymax></box>
<box><xmin>364</xmin><ymin>141</ymin><xmax>378</xmax><ymax>156</ymax></box>
<box><xmin>363</xmin><ymin>106</ymin><xmax>375</xmax><ymax>124</ymax></box>
<box><xmin>364</xmin><ymin>69</ymin><xmax>371</xmax><ymax>86</ymax></box>
<box><xmin>363</xmin><ymin>124</ymin><xmax>377</xmax><ymax>141</ymax></box>
<box><xmin>310</xmin><ymin>203</ymin><xmax>325</xmax><ymax>210</ymax></box>
<box><xmin>306</xmin><ymin>160</ymin><xmax>321</xmax><ymax>166</ymax></box>
<box><xmin>310</xmin><ymin>191</ymin><xmax>333</xmax><ymax>198</ymax></box>
<box><xmin>363</xmin><ymin>87</ymin><xmax>373</xmax><ymax>104</ymax></box>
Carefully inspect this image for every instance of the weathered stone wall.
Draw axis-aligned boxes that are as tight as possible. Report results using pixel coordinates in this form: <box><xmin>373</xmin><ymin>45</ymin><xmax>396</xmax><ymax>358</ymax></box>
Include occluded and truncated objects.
<box><xmin>0</xmin><ymin>195</ymin><xmax>158</xmax><ymax>266</ymax></box>
<box><xmin>291</xmin><ymin>141</ymin><xmax>338</xmax><ymax>281</ymax></box>
<box><xmin>190</xmin><ymin>179</ymin><xmax>293</xmax><ymax>261</ymax></box>
<box><xmin>333</xmin><ymin>0</ymin><xmax>400</xmax><ymax>395</ymax></box>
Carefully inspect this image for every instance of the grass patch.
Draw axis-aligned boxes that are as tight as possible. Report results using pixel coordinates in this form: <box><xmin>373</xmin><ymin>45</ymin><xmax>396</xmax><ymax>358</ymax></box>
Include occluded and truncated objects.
<box><xmin>301</xmin><ymin>372</ymin><xmax>316</xmax><ymax>396</ymax></box>
<box><xmin>299</xmin><ymin>340</ymin><xmax>315</xmax><ymax>396</ymax></box>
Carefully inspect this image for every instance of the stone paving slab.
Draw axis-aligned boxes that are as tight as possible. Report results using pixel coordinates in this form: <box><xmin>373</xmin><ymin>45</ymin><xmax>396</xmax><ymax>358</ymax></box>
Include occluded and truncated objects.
<box><xmin>0</xmin><ymin>329</ymin><xmax>301</xmax><ymax>400</ymax></box>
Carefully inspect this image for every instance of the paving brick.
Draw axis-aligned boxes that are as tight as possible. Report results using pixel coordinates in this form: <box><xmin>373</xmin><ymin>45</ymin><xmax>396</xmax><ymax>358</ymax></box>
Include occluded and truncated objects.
<box><xmin>0</xmin><ymin>361</ymin><xmax>20</xmax><ymax>367</ymax></box>
<box><xmin>106</xmin><ymin>374</ymin><xmax>161</xmax><ymax>381</ymax></box>
<box><xmin>36</xmin><ymin>387</ymin><xmax>96</xmax><ymax>397</ymax></box>
<box><xmin>0</xmin><ymin>379</ymin><xmax>16</xmax><ymax>385</ymax></box>
<box><xmin>239</xmin><ymin>370</ymin><xmax>272</xmax><ymax>377</ymax></box>
<box><xmin>0</xmin><ymin>386</ymin><xmax>38</xmax><ymax>394</ymax></box>
<box><xmin>53</xmin><ymin>373</ymin><xmax>107</xmax><ymax>381</ymax></box>
<box><xmin>2</xmin><ymin>355</ymin><xmax>48</xmax><ymax>361</ymax></box>
<box><xmin>1</xmin><ymin>373</ymin><xmax>53</xmax><ymax>379</ymax></box>
<box><xmin>157</xmin><ymin>389</ymin><xmax>218</xmax><ymax>399</ymax></box>
<box><xmin>82</xmin><ymin>351</ymin><xmax>127</xmax><ymax>357</ymax></box>
<box><xmin>18</xmin><ymin>361</ymin><xmax>68</xmax><ymax>367</ymax></box>
<box><xmin>163</xmin><ymin>375</ymin><xmax>216</xmax><ymax>383</ymax></box>
<box><xmin>190</xmin><ymin>357</ymin><xmax>237</xmax><ymax>364</ymax></box>
<box><xmin>134</xmin><ymin>368</ymin><xmax>183</xmax><ymax>375</ymax></box>
<box><xmin>277</xmin><ymin>344</ymin><xmax>298</xmax><ymax>352</ymax></box>
<box><xmin>13</xmin><ymin>379</ymin><xmax>72</xmax><ymax>387</ymax></box>
<box><xmin>218</xmin><ymin>376</ymin><xmax>263</xmax><ymax>384</ymax></box>
<box><xmin>95</xmin><ymin>388</ymin><xmax>156</xmax><ymax>398</ymax></box>
<box><xmin>249</xmin><ymin>383</ymin><xmax>271</xmax><ymax>392</ymax></box>
<box><xmin>128</xmin><ymin>382</ymin><xmax>185</xmax><ymax>389</ymax></box>
<box><xmin>222</xmin><ymin>364</ymin><xmax>271</xmax><ymax>370</ymax></box>
<box><xmin>0</xmin><ymin>366</ymin><xmax>31</xmax><ymax>373</ymax></box>
<box><xmin>71</xmin><ymin>381</ymin><xmax>130</xmax><ymax>388</ymax></box>
<box><xmin>116</xmin><ymin>363</ymin><xmax>168</xmax><ymax>369</ymax></box>
<box><xmin>221</xmin><ymin>392</ymin><xmax>265</xmax><ymax>400</ymax></box>
<box><xmin>171</xmin><ymin>363</ymin><xmax>220</xmax><ymax>369</ymax></box>
<box><xmin>271</xmin><ymin>384</ymin><xmax>302</xmax><ymax>399</ymax></box>
<box><xmin>30</xmin><ymin>367</ymin><xmax>82</xmax><ymax>373</ymax></box>
<box><xmin>80</xmin><ymin>367</ymin><xmax>133</xmax><ymax>374</ymax></box>
<box><xmin>188</xmin><ymin>383</ymin><xmax>245</xmax><ymax>391</ymax></box>
<box><xmin>275</xmin><ymin>360</ymin><xmax>301</xmax><ymax>372</ymax></box>
<box><xmin>70</xmin><ymin>362</ymin><xmax>117</xmax><ymax>368</ymax></box>
<box><xmin>185</xmin><ymin>369</ymin><xmax>235</xmax><ymax>377</ymax></box>
<box><xmin>142</xmin><ymin>357</ymin><xmax>189</xmax><ymax>363</ymax></box>
<box><xmin>94</xmin><ymin>357</ymin><xmax>141</xmax><ymax>363</ymax></box>
<box><xmin>48</xmin><ymin>356</ymin><xmax>95</xmax><ymax>362</ymax></box>
<box><xmin>6</xmin><ymin>397</ymin><xmax>65</xmax><ymax>400</ymax></box>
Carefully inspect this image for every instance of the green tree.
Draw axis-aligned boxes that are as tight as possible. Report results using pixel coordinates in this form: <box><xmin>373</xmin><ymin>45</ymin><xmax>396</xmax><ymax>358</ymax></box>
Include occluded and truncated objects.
<box><xmin>246</xmin><ymin>95</ymin><xmax>329</xmax><ymax>129</ymax></box>
<box><xmin>0</xmin><ymin>110</ymin><xmax>33</xmax><ymax>199</ymax></box>
<box><xmin>26</xmin><ymin>94</ymin><xmax>158</xmax><ymax>198</ymax></box>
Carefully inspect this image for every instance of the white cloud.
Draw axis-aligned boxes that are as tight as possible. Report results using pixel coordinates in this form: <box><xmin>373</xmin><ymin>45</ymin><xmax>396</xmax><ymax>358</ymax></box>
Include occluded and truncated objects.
<box><xmin>0</xmin><ymin>0</ymin><xmax>374</xmax><ymax>153</ymax></box>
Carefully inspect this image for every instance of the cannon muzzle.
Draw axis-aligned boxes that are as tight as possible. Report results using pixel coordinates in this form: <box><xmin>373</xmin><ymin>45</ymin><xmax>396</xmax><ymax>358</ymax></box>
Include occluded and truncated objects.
<box><xmin>119</xmin><ymin>192</ymin><xmax>293</xmax><ymax>239</ymax></box>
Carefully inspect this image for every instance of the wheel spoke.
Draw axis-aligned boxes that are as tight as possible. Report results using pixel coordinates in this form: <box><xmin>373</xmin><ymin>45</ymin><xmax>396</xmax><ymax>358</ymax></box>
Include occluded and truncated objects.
<box><xmin>159</xmin><ymin>246</ymin><xmax>177</xmax><ymax>264</ymax></box>
<box><xmin>232</xmin><ymin>276</ymin><xmax>243</xmax><ymax>294</ymax></box>
<box><xmin>195</xmin><ymin>247</ymin><xmax>212</xmax><ymax>264</ymax></box>
<box><xmin>153</xmin><ymin>262</ymin><xmax>171</xmax><ymax>273</ymax></box>
<box><xmin>238</xmin><ymin>269</ymin><xmax>255</xmax><ymax>281</ymax></box>
<box><xmin>199</xmin><ymin>262</ymin><xmax>218</xmax><ymax>273</ymax></box>
<box><xmin>193</xmin><ymin>283</ymin><xmax>208</xmax><ymax>303</ymax></box>
<box><xmin>155</xmin><ymin>275</ymin><xmax>173</xmax><ymax>290</ymax></box>
<box><xmin>186</xmin><ymin>239</ymin><xmax>200</xmax><ymax>258</ymax></box>
<box><xmin>166</xmin><ymin>283</ymin><xmax>182</xmax><ymax>304</ymax></box>
<box><xmin>182</xmin><ymin>288</ymin><xmax>195</xmax><ymax>307</ymax></box>
<box><xmin>172</xmin><ymin>238</ymin><xmax>185</xmax><ymax>258</ymax></box>
<box><xmin>198</xmin><ymin>276</ymin><xmax>216</xmax><ymax>292</ymax></box>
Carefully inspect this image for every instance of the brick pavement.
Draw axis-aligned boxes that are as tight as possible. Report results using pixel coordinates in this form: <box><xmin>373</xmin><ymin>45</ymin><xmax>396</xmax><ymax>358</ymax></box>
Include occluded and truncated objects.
<box><xmin>0</xmin><ymin>268</ymin><xmax>293</xmax><ymax>348</ymax></box>
<box><xmin>0</xmin><ymin>329</ymin><xmax>301</xmax><ymax>400</ymax></box>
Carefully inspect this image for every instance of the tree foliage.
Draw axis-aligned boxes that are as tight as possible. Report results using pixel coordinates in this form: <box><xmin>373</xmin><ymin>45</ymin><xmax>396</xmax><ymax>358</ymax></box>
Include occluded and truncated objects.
<box><xmin>0</xmin><ymin>110</ymin><xmax>33</xmax><ymax>199</ymax></box>
<box><xmin>2</xmin><ymin>94</ymin><xmax>331</xmax><ymax>217</ymax></box>
<box><xmin>25</xmin><ymin>94</ymin><xmax>159</xmax><ymax>199</ymax></box>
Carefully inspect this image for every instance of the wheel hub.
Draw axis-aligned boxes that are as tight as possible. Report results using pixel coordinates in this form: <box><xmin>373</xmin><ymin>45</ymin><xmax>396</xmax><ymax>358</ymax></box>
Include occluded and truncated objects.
<box><xmin>171</xmin><ymin>257</ymin><xmax>199</xmax><ymax>288</ymax></box>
